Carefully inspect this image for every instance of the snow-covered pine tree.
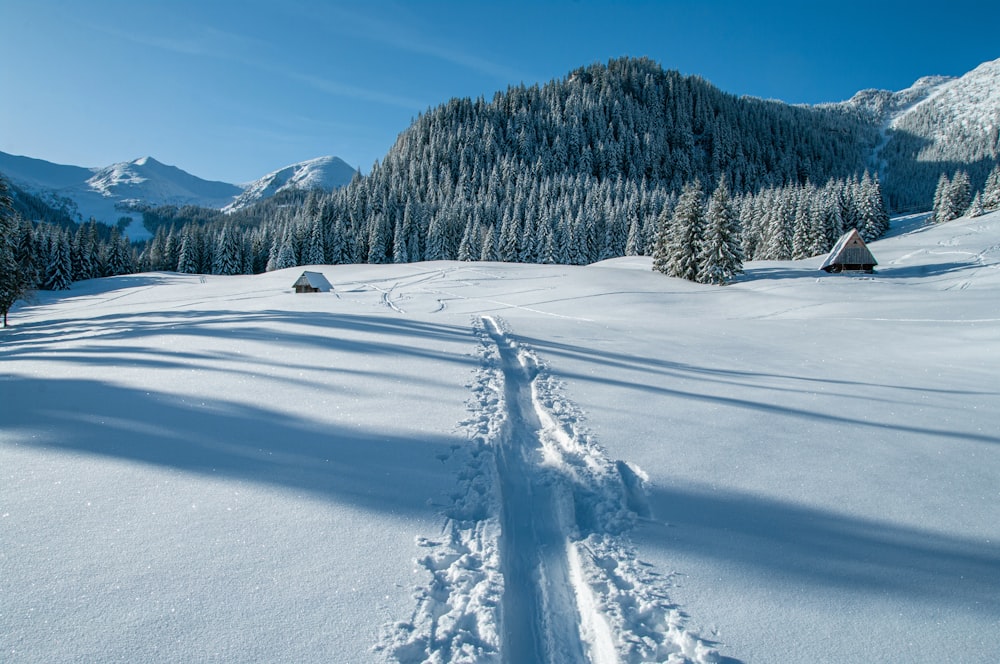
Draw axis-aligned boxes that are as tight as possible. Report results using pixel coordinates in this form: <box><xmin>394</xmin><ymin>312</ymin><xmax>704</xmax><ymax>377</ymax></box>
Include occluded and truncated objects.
<box><xmin>367</xmin><ymin>212</ymin><xmax>392</xmax><ymax>264</ymax></box>
<box><xmin>0</xmin><ymin>179</ymin><xmax>36</xmax><ymax>326</ymax></box>
<box><xmin>177</xmin><ymin>226</ymin><xmax>200</xmax><ymax>273</ymax></box>
<box><xmin>948</xmin><ymin>171</ymin><xmax>972</xmax><ymax>221</ymax></box>
<box><xmin>480</xmin><ymin>224</ymin><xmax>498</xmax><ymax>261</ymax></box>
<box><xmin>392</xmin><ymin>219</ymin><xmax>408</xmax><ymax>263</ymax></box>
<box><xmin>697</xmin><ymin>180</ymin><xmax>743</xmax><ymax>285</ymax></box>
<box><xmin>967</xmin><ymin>191</ymin><xmax>984</xmax><ymax>218</ymax></box>
<box><xmin>105</xmin><ymin>230</ymin><xmax>134</xmax><ymax>277</ymax></box>
<box><xmin>71</xmin><ymin>224</ymin><xmax>94</xmax><ymax>281</ymax></box>
<box><xmin>984</xmin><ymin>163</ymin><xmax>1000</xmax><ymax>210</ymax></box>
<box><xmin>42</xmin><ymin>230</ymin><xmax>73</xmax><ymax>290</ymax></box>
<box><xmin>213</xmin><ymin>225</ymin><xmax>243</xmax><ymax>275</ymax></box>
<box><xmin>457</xmin><ymin>218</ymin><xmax>482</xmax><ymax>261</ymax></box>
<box><xmin>306</xmin><ymin>219</ymin><xmax>326</xmax><ymax>265</ymax></box>
<box><xmin>654</xmin><ymin>179</ymin><xmax>705</xmax><ymax>281</ymax></box>
<box><xmin>932</xmin><ymin>173</ymin><xmax>951</xmax><ymax>222</ymax></box>
<box><xmin>858</xmin><ymin>171</ymin><xmax>889</xmax><ymax>241</ymax></box>
<box><xmin>791</xmin><ymin>187</ymin><xmax>813</xmax><ymax>259</ymax></box>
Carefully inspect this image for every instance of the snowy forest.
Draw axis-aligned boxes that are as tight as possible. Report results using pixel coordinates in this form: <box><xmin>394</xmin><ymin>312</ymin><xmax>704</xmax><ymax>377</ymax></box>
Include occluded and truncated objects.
<box><xmin>4</xmin><ymin>58</ymin><xmax>1000</xmax><ymax>299</ymax></box>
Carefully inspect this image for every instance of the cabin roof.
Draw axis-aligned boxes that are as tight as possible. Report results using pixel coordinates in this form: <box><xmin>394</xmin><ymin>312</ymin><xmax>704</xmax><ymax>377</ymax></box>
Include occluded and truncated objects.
<box><xmin>293</xmin><ymin>271</ymin><xmax>333</xmax><ymax>291</ymax></box>
<box><xmin>820</xmin><ymin>228</ymin><xmax>877</xmax><ymax>271</ymax></box>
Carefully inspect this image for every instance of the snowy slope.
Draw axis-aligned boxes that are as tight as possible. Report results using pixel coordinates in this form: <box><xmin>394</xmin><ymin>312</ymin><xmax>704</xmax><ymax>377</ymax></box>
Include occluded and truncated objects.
<box><xmin>0</xmin><ymin>152</ymin><xmax>355</xmax><ymax>237</ymax></box>
<box><xmin>0</xmin><ymin>152</ymin><xmax>241</xmax><ymax>229</ymax></box>
<box><xmin>85</xmin><ymin>156</ymin><xmax>242</xmax><ymax>208</ymax></box>
<box><xmin>223</xmin><ymin>156</ymin><xmax>358</xmax><ymax>212</ymax></box>
<box><xmin>846</xmin><ymin>58</ymin><xmax>1000</xmax><ymax>195</ymax></box>
<box><xmin>889</xmin><ymin>58</ymin><xmax>1000</xmax><ymax>142</ymax></box>
<box><xmin>2</xmin><ymin>212</ymin><xmax>999</xmax><ymax>663</ymax></box>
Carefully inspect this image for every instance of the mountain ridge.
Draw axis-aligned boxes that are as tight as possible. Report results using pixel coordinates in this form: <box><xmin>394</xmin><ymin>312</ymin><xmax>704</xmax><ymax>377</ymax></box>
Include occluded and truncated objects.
<box><xmin>0</xmin><ymin>151</ymin><xmax>357</xmax><ymax>235</ymax></box>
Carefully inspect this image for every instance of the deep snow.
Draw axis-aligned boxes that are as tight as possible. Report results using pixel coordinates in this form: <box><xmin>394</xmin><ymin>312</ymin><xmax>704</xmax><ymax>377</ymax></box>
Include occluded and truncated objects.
<box><xmin>2</xmin><ymin>212</ymin><xmax>999</xmax><ymax>663</ymax></box>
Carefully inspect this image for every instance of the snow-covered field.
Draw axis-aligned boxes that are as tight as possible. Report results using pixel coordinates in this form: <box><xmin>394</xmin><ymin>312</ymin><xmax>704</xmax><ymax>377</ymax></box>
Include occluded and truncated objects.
<box><xmin>3</xmin><ymin>212</ymin><xmax>999</xmax><ymax>663</ymax></box>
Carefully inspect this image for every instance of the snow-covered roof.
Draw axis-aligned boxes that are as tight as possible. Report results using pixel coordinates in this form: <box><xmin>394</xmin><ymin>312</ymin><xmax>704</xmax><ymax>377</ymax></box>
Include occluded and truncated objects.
<box><xmin>820</xmin><ymin>228</ymin><xmax>877</xmax><ymax>271</ymax></box>
<box><xmin>292</xmin><ymin>270</ymin><xmax>332</xmax><ymax>291</ymax></box>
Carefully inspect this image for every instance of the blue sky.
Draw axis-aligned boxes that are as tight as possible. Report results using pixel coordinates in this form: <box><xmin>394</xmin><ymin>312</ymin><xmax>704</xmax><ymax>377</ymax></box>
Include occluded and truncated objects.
<box><xmin>2</xmin><ymin>0</ymin><xmax>998</xmax><ymax>184</ymax></box>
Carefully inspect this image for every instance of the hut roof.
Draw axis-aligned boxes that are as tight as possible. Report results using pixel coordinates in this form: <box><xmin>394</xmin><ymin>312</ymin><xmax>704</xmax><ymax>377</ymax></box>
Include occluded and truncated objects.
<box><xmin>820</xmin><ymin>228</ymin><xmax>877</xmax><ymax>272</ymax></box>
<box><xmin>293</xmin><ymin>271</ymin><xmax>333</xmax><ymax>292</ymax></box>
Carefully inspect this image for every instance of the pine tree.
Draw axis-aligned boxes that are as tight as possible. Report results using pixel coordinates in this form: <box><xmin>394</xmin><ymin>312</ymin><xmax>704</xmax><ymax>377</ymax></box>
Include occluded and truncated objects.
<box><xmin>213</xmin><ymin>225</ymin><xmax>243</xmax><ymax>275</ymax></box>
<box><xmin>653</xmin><ymin>179</ymin><xmax>705</xmax><ymax>281</ymax></box>
<box><xmin>858</xmin><ymin>171</ymin><xmax>889</xmax><ymax>241</ymax></box>
<box><xmin>0</xmin><ymin>178</ymin><xmax>35</xmax><ymax>326</ymax></box>
<box><xmin>948</xmin><ymin>171</ymin><xmax>972</xmax><ymax>221</ymax></box>
<box><xmin>306</xmin><ymin>220</ymin><xmax>326</xmax><ymax>265</ymax></box>
<box><xmin>177</xmin><ymin>226</ymin><xmax>200</xmax><ymax>273</ymax></box>
<box><xmin>392</xmin><ymin>220</ymin><xmax>408</xmax><ymax>263</ymax></box>
<box><xmin>932</xmin><ymin>173</ymin><xmax>951</xmax><ymax>222</ymax></box>
<box><xmin>106</xmin><ymin>230</ymin><xmax>135</xmax><ymax>276</ymax></box>
<box><xmin>967</xmin><ymin>191</ymin><xmax>984</xmax><ymax>218</ymax></box>
<box><xmin>983</xmin><ymin>163</ymin><xmax>1000</xmax><ymax>211</ymax></box>
<box><xmin>480</xmin><ymin>224</ymin><xmax>498</xmax><ymax>261</ymax></box>
<box><xmin>697</xmin><ymin>180</ymin><xmax>743</xmax><ymax>285</ymax></box>
<box><xmin>457</xmin><ymin>218</ymin><xmax>482</xmax><ymax>261</ymax></box>
<box><xmin>43</xmin><ymin>231</ymin><xmax>73</xmax><ymax>290</ymax></box>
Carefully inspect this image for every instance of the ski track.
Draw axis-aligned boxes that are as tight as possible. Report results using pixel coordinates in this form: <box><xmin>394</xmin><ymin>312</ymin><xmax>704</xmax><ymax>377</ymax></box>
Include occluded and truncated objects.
<box><xmin>377</xmin><ymin>317</ymin><xmax>721</xmax><ymax>664</ymax></box>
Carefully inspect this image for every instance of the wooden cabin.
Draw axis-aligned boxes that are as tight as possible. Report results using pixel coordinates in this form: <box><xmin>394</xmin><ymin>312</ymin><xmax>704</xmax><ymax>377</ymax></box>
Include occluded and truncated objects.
<box><xmin>292</xmin><ymin>271</ymin><xmax>333</xmax><ymax>293</ymax></box>
<box><xmin>820</xmin><ymin>229</ymin><xmax>877</xmax><ymax>273</ymax></box>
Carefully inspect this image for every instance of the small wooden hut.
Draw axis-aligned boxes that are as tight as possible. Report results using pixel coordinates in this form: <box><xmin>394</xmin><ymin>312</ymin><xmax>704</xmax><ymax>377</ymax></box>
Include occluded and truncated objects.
<box><xmin>292</xmin><ymin>271</ymin><xmax>333</xmax><ymax>293</ymax></box>
<box><xmin>820</xmin><ymin>229</ymin><xmax>877</xmax><ymax>273</ymax></box>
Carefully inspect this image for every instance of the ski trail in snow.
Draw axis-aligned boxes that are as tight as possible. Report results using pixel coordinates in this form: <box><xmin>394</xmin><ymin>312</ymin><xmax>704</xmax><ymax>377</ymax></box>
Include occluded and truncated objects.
<box><xmin>483</xmin><ymin>316</ymin><xmax>588</xmax><ymax>664</ymax></box>
<box><xmin>377</xmin><ymin>316</ymin><xmax>723</xmax><ymax>664</ymax></box>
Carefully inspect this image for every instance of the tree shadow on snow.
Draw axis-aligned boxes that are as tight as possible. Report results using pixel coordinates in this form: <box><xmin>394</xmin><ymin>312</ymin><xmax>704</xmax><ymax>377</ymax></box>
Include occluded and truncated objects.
<box><xmin>1</xmin><ymin>311</ymin><xmax>483</xmax><ymax>515</ymax></box>
<box><xmin>2</xmin><ymin>374</ymin><xmax>459</xmax><ymax>516</ymax></box>
<box><xmin>638</xmin><ymin>482</ymin><xmax>1000</xmax><ymax>614</ymax></box>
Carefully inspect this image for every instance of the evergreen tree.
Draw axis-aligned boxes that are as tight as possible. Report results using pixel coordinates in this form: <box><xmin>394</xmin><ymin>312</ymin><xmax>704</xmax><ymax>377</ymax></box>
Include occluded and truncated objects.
<box><xmin>43</xmin><ymin>231</ymin><xmax>73</xmax><ymax>290</ymax></box>
<box><xmin>392</xmin><ymin>219</ymin><xmax>408</xmax><ymax>263</ymax></box>
<box><xmin>858</xmin><ymin>171</ymin><xmax>889</xmax><ymax>241</ymax></box>
<box><xmin>967</xmin><ymin>191</ymin><xmax>984</xmax><ymax>218</ymax></box>
<box><xmin>105</xmin><ymin>230</ymin><xmax>134</xmax><ymax>276</ymax></box>
<box><xmin>697</xmin><ymin>181</ymin><xmax>743</xmax><ymax>285</ymax></box>
<box><xmin>177</xmin><ymin>226</ymin><xmax>201</xmax><ymax>273</ymax></box>
<box><xmin>932</xmin><ymin>173</ymin><xmax>951</xmax><ymax>222</ymax></box>
<box><xmin>0</xmin><ymin>179</ymin><xmax>35</xmax><ymax>326</ymax></box>
<box><xmin>272</xmin><ymin>231</ymin><xmax>298</xmax><ymax>270</ymax></box>
<box><xmin>653</xmin><ymin>179</ymin><xmax>705</xmax><ymax>281</ymax></box>
<box><xmin>983</xmin><ymin>163</ymin><xmax>1000</xmax><ymax>211</ymax></box>
<box><xmin>480</xmin><ymin>224</ymin><xmax>498</xmax><ymax>261</ymax></box>
<box><xmin>306</xmin><ymin>220</ymin><xmax>326</xmax><ymax>265</ymax></box>
<box><xmin>948</xmin><ymin>170</ymin><xmax>972</xmax><ymax>220</ymax></box>
<box><xmin>213</xmin><ymin>225</ymin><xmax>243</xmax><ymax>275</ymax></box>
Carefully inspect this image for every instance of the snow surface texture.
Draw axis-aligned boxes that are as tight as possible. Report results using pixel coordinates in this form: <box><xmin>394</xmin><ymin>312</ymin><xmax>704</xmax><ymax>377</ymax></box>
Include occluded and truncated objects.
<box><xmin>3</xmin><ymin>212</ymin><xmax>1000</xmax><ymax>663</ymax></box>
<box><xmin>377</xmin><ymin>316</ymin><xmax>718</xmax><ymax>663</ymax></box>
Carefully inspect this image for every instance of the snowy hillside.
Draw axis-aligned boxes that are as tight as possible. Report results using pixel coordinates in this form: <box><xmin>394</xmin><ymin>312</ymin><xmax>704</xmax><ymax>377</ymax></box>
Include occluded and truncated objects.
<box><xmin>889</xmin><ymin>58</ymin><xmax>1000</xmax><ymax>142</ymax></box>
<box><xmin>85</xmin><ymin>156</ymin><xmax>241</xmax><ymax>208</ymax></box>
<box><xmin>0</xmin><ymin>152</ymin><xmax>355</xmax><ymax>238</ymax></box>
<box><xmin>223</xmin><ymin>156</ymin><xmax>358</xmax><ymax>212</ymax></box>
<box><xmin>2</xmin><ymin>211</ymin><xmax>999</xmax><ymax>663</ymax></box>
<box><xmin>844</xmin><ymin>58</ymin><xmax>1000</xmax><ymax>210</ymax></box>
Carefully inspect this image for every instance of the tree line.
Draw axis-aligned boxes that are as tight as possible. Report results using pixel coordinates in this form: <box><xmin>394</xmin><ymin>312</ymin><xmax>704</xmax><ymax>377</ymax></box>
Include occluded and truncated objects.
<box><xmin>4</xmin><ymin>58</ymin><xmax>1000</xmax><ymax>322</ymax></box>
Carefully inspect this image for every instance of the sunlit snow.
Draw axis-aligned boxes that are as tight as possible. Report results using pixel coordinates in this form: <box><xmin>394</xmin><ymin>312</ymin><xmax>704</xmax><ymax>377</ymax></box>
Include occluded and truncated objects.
<box><xmin>2</xmin><ymin>212</ymin><xmax>999</xmax><ymax>663</ymax></box>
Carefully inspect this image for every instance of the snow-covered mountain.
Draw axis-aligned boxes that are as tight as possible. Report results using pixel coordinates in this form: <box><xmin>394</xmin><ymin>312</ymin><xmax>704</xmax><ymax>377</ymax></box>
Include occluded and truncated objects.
<box><xmin>0</xmin><ymin>151</ymin><xmax>356</xmax><ymax>235</ymax></box>
<box><xmin>223</xmin><ymin>156</ymin><xmax>357</xmax><ymax>212</ymax></box>
<box><xmin>840</xmin><ymin>57</ymin><xmax>1000</xmax><ymax>210</ymax></box>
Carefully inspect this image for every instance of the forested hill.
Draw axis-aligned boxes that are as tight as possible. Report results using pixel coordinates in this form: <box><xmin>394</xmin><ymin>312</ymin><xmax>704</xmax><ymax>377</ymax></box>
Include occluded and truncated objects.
<box><xmin>376</xmin><ymin>57</ymin><xmax>875</xmax><ymax>204</ymax></box>
<box><xmin>267</xmin><ymin>56</ymin><xmax>880</xmax><ymax>268</ymax></box>
<box><xmin>10</xmin><ymin>57</ymin><xmax>1000</xmax><ymax>289</ymax></box>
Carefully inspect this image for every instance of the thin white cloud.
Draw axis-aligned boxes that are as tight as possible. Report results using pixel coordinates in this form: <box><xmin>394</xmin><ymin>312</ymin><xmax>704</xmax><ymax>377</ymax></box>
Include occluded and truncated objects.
<box><xmin>292</xmin><ymin>2</ymin><xmax>528</xmax><ymax>83</ymax></box>
<box><xmin>83</xmin><ymin>17</ymin><xmax>426</xmax><ymax>111</ymax></box>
